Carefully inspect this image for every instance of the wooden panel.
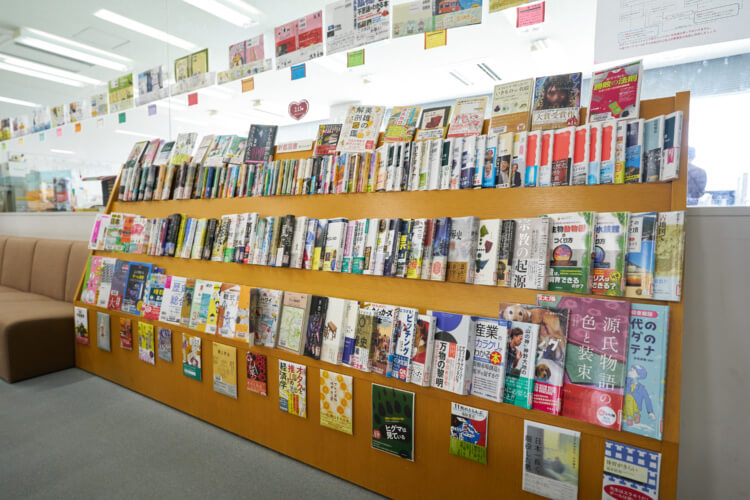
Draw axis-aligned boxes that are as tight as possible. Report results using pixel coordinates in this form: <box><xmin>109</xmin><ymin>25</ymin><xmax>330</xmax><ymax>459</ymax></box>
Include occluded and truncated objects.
<box><xmin>76</xmin><ymin>93</ymin><xmax>689</xmax><ymax>499</ymax></box>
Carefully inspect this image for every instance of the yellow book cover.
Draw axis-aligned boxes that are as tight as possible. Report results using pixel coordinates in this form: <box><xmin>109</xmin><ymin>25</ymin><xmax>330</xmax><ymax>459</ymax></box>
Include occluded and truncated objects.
<box><xmin>320</xmin><ymin>370</ymin><xmax>353</xmax><ymax>434</ymax></box>
<box><xmin>204</xmin><ymin>282</ymin><xmax>222</xmax><ymax>334</ymax></box>
<box><xmin>384</xmin><ymin>106</ymin><xmax>422</xmax><ymax>142</ymax></box>
<box><xmin>279</xmin><ymin>360</ymin><xmax>306</xmax><ymax>418</ymax></box>
<box><xmin>212</xmin><ymin>342</ymin><xmax>238</xmax><ymax>398</ymax></box>
<box><xmin>189</xmin><ymin>49</ymin><xmax>209</xmax><ymax>76</ymax></box>
<box><xmin>138</xmin><ymin>322</ymin><xmax>155</xmax><ymax>365</ymax></box>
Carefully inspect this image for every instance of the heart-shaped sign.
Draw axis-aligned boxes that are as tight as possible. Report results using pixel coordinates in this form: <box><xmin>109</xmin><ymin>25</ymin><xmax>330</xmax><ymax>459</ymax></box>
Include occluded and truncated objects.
<box><xmin>288</xmin><ymin>100</ymin><xmax>309</xmax><ymax>120</ymax></box>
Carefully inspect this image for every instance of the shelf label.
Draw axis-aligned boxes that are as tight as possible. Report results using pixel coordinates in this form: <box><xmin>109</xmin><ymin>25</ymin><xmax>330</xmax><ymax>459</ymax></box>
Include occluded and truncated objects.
<box><xmin>242</xmin><ymin>77</ymin><xmax>255</xmax><ymax>93</ymax></box>
<box><xmin>425</xmin><ymin>30</ymin><xmax>447</xmax><ymax>49</ymax></box>
<box><xmin>291</xmin><ymin>63</ymin><xmax>306</xmax><ymax>80</ymax></box>
<box><xmin>347</xmin><ymin>49</ymin><xmax>365</xmax><ymax>68</ymax></box>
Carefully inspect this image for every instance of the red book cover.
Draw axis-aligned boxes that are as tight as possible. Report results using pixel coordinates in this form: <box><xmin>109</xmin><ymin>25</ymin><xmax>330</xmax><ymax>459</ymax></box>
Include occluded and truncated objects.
<box><xmin>247</xmin><ymin>352</ymin><xmax>268</xmax><ymax>396</ymax></box>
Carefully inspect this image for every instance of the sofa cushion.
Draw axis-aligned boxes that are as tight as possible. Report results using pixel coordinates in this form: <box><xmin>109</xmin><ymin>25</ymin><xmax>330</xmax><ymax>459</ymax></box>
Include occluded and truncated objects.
<box><xmin>65</xmin><ymin>241</ymin><xmax>90</xmax><ymax>303</ymax></box>
<box><xmin>30</xmin><ymin>239</ymin><xmax>72</xmax><ymax>301</ymax></box>
<box><xmin>0</xmin><ymin>235</ymin><xmax>8</xmax><ymax>270</ymax></box>
<box><xmin>0</xmin><ymin>300</ymin><xmax>75</xmax><ymax>383</ymax></box>
<box><xmin>0</xmin><ymin>238</ymin><xmax>37</xmax><ymax>291</ymax></box>
<box><xmin>0</xmin><ymin>290</ymin><xmax>54</xmax><ymax>301</ymax></box>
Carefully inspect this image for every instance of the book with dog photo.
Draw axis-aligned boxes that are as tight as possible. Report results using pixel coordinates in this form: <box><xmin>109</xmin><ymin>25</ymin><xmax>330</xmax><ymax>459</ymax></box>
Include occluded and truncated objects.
<box><xmin>500</xmin><ymin>303</ymin><xmax>570</xmax><ymax>416</ymax></box>
<box><xmin>471</xmin><ymin>317</ymin><xmax>509</xmax><ymax>403</ymax></box>
<box><xmin>502</xmin><ymin>320</ymin><xmax>539</xmax><ymax>409</ymax></box>
<box><xmin>625</xmin><ymin>212</ymin><xmax>657</xmax><ymax>299</ymax></box>
<box><xmin>537</xmin><ymin>294</ymin><xmax>631</xmax><ymax>430</ymax></box>
<box><xmin>623</xmin><ymin>303</ymin><xmax>669</xmax><ymax>440</ymax></box>
<box><xmin>543</xmin><ymin>211</ymin><xmax>596</xmax><ymax>294</ymax></box>
<box><xmin>592</xmin><ymin>212</ymin><xmax>630</xmax><ymax>297</ymax></box>
<box><xmin>429</xmin><ymin>311</ymin><xmax>477</xmax><ymax>396</ymax></box>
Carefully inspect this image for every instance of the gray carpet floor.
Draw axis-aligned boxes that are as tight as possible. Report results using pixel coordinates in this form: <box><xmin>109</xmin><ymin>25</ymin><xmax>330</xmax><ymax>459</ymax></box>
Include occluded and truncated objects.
<box><xmin>0</xmin><ymin>369</ymin><xmax>384</xmax><ymax>500</ymax></box>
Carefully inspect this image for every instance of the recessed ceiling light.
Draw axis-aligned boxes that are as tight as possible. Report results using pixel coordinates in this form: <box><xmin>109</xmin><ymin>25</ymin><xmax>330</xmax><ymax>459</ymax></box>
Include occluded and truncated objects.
<box><xmin>50</xmin><ymin>149</ymin><xmax>75</xmax><ymax>155</ymax></box>
<box><xmin>94</xmin><ymin>9</ymin><xmax>198</xmax><ymax>51</ymax></box>
<box><xmin>0</xmin><ymin>61</ymin><xmax>85</xmax><ymax>87</ymax></box>
<box><xmin>15</xmin><ymin>28</ymin><xmax>130</xmax><ymax>72</ymax></box>
<box><xmin>0</xmin><ymin>54</ymin><xmax>103</xmax><ymax>85</ymax></box>
<box><xmin>0</xmin><ymin>95</ymin><xmax>40</xmax><ymax>108</ymax></box>
<box><xmin>182</xmin><ymin>0</ymin><xmax>255</xmax><ymax>28</ymax></box>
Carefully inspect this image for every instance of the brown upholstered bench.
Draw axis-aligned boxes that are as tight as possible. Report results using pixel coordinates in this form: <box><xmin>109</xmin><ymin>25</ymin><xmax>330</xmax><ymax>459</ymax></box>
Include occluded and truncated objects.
<box><xmin>0</xmin><ymin>235</ymin><xmax>89</xmax><ymax>383</ymax></box>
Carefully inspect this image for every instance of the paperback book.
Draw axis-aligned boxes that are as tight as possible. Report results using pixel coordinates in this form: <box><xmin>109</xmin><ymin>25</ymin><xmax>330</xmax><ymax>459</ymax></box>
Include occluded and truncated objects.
<box><xmin>449</xmin><ymin>403</ymin><xmax>488</xmax><ymax>465</ymax></box>
<box><xmin>589</xmin><ymin>60</ymin><xmax>642</xmax><ymax>122</ymax></box>
<box><xmin>510</xmin><ymin>217</ymin><xmax>550</xmax><ymax>290</ymax></box>
<box><xmin>279</xmin><ymin>360</ymin><xmax>307</xmax><ymax>418</ymax></box>
<box><xmin>277</xmin><ymin>292</ymin><xmax>311</xmax><ymax>354</ymax></box>
<box><xmin>119</xmin><ymin>318</ymin><xmax>133</xmax><ymax>350</ymax></box>
<box><xmin>592</xmin><ymin>212</ymin><xmax>630</xmax><ymax>296</ymax></box>
<box><xmin>74</xmin><ymin>307</ymin><xmax>89</xmax><ymax>345</ymax></box>
<box><xmin>319</xmin><ymin>369</ymin><xmax>353</xmax><ymax>434</ymax></box>
<box><xmin>304</xmin><ymin>295</ymin><xmax>329</xmax><ymax>359</ymax></box>
<box><xmin>430</xmin><ymin>311</ymin><xmax>477</xmax><ymax>395</ymax></box>
<box><xmin>603</xmin><ymin>441</ymin><xmax>661</xmax><ymax>500</ymax></box>
<box><xmin>625</xmin><ymin>212</ymin><xmax>657</xmax><ymax>299</ymax></box>
<box><xmin>157</xmin><ymin>328</ymin><xmax>172</xmax><ymax>362</ymax></box>
<box><xmin>371</xmin><ymin>384</ymin><xmax>415</xmax><ymax>461</ymax></box>
<box><xmin>96</xmin><ymin>312</ymin><xmax>110</xmax><ymax>352</ymax></box>
<box><xmin>544</xmin><ymin>211</ymin><xmax>595</xmax><ymax>294</ymax></box>
<box><xmin>471</xmin><ymin>317</ymin><xmax>509</xmax><ymax>403</ymax></box>
<box><xmin>409</xmin><ymin>314</ymin><xmax>436</xmax><ymax>387</ymax></box>
<box><xmin>212</xmin><ymin>343</ymin><xmax>238</xmax><ymax>399</ymax></box>
<box><xmin>182</xmin><ymin>333</ymin><xmax>202</xmax><ymax>381</ymax></box>
<box><xmin>502</xmin><ymin>321</ymin><xmax>539</xmax><ymax>409</ymax></box>
<box><xmin>138</xmin><ymin>322</ymin><xmax>155</xmax><ymax>365</ymax></box>
<box><xmin>246</xmin><ymin>352</ymin><xmax>268</xmax><ymax>396</ymax></box>
<box><xmin>523</xmin><ymin>421</ymin><xmax>581</xmax><ymax>500</ymax></box>
<box><xmin>653</xmin><ymin>211</ymin><xmax>685</xmax><ymax>302</ymax></box>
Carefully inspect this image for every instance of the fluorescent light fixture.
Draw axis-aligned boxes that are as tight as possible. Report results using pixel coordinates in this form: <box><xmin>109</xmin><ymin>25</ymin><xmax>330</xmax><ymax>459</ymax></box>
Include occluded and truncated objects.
<box><xmin>15</xmin><ymin>28</ymin><xmax>130</xmax><ymax>72</ymax></box>
<box><xmin>0</xmin><ymin>61</ymin><xmax>85</xmax><ymax>87</ymax></box>
<box><xmin>182</xmin><ymin>0</ymin><xmax>255</xmax><ymax>28</ymax></box>
<box><xmin>0</xmin><ymin>95</ymin><xmax>40</xmax><ymax>108</ymax></box>
<box><xmin>94</xmin><ymin>9</ymin><xmax>198</xmax><ymax>51</ymax></box>
<box><xmin>222</xmin><ymin>0</ymin><xmax>262</xmax><ymax>16</ymax></box>
<box><xmin>0</xmin><ymin>54</ymin><xmax>103</xmax><ymax>85</ymax></box>
<box><xmin>50</xmin><ymin>148</ymin><xmax>75</xmax><ymax>155</ymax></box>
<box><xmin>115</xmin><ymin>130</ymin><xmax>158</xmax><ymax>139</ymax></box>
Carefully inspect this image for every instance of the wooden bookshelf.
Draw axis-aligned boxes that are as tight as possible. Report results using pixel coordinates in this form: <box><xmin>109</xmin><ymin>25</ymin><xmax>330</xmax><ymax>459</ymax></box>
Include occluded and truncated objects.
<box><xmin>75</xmin><ymin>92</ymin><xmax>689</xmax><ymax>499</ymax></box>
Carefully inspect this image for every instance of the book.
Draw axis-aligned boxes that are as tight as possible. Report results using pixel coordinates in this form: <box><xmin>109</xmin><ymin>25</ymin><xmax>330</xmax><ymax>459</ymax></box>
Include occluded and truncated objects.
<box><xmin>303</xmin><ymin>295</ymin><xmax>329</xmax><ymax>359</ymax></box>
<box><xmin>447</xmin><ymin>96</ymin><xmax>488</xmax><ymax>138</ymax></box>
<box><xmin>551</xmin><ymin>126</ymin><xmax>575</xmax><ymax>186</ymax></box>
<box><xmin>312</xmin><ymin>219</ymin><xmax>328</xmax><ymax>271</ymax></box>
<box><xmin>212</xmin><ymin>343</ymin><xmax>238</xmax><ymax>399</ymax></box>
<box><xmin>254</xmin><ymin>289</ymin><xmax>283</xmax><ymax>347</ymax></box>
<box><xmin>625</xmin><ymin>212</ymin><xmax>657</xmax><ymax>299</ymax></box>
<box><xmin>471</xmin><ymin>317</ymin><xmax>509</xmax><ymax>403</ymax></box>
<box><xmin>430</xmin><ymin>311</ymin><xmax>477</xmax><ymax>395</ymax></box>
<box><xmin>323</xmin><ymin>217</ymin><xmax>348</xmax><ymax>272</ymax></box>
<box><xmin>523</xmin><ymin>421</ymin><xmax>581</xmax><ymax>500</ymax></box>
<box><xmin>660</xmin><ymin>111</ymin><xmax>682</xmax><ymax>181</ymax></box>
<box><xmin>96</xmin><ymin>312</ymin><xmax>110</xmax><ymax>351</ymax></box>
<box><xmin>450</xmin><ymin>403</ymin><xmax>488</xmax><ymax>465</ymax></box>
<box><xmin>531</xmin><ymin>72</ymin><xmax>582</xmax><ymax>130</ymax></box>
<box><xmin>590</xmin><ymin>60</ymin><xmax>643</xmax><ymax>122</ymax></box>
<box><xmin>593</xmin><ymin>212</ymin><xmax>630</xmax><ymax>296</ymax></box>
<box><xmin>603</xmin><ymin>441</ymin><xmax>661</xmax><ymax>500</ymax></box>
<box><xmin>122</xmin><ymin>262</ymin><xmax>152</xmax><ymax>315</ymax></box>
<box><xmin>277</xmin><ymin>292</ymin><xmax>311</xmax><ymax>354</ymax></box>
<box><xmin>337</xmin><ymin>105</ymin><xmax>386</xmax><ymax>153</ymax></box>
<box><xmin>571</xmin><ymin>125</ymin><xmax>590</xmax><ymax>185</ymax></box>
<box><xmin>138</xmin><ymin>322</ymin><xmax>155</xmax><ymax>365</ymax></box>
<box><xmin>474</xmin><ymin>219</ymin><xmax>501</xmax><ymax>286</ymax></box>
<box><xmin>244</xmin><ymin>124</ymin><xmax>278</xmax><ymax>164</ymax></box>
<box><xmin>415</xmin><ymin>105</ymin><xmax>452</xmax><ymax>140</ymax></box>
<box><xmin>157</xmin><ymin>328</ymin><xmax>172</xmax><ymax>362</ymax></box>
<box><xmin>141</xmin><ymin>273</ymin><xmax>169</xmax><ymax>320</ymax></box>
<box><xmin>614</xmin><ymin>120</ymin><xmax>628</xmax><ymax>183</ymax></box>
<box><xmin>182</xmin><ymin>333</ymin><xmax>202</xmax><ymax>381</ymax></box>
<box><xmin>600</xmin><ymin>120</ymin><xmax>617</xmax><ymax>184</ymax></box>
<box><xmin>350</xmin><ymin>309</ymin><xmax>377</xmax><ymax>372</ymax></box>
<box><xmin>624</xmin><ymin>119</ymin><xmax>645</xmax><ymax>183</ymax></box>
<box><xmin>525</xmin><ymin>130</ymin><xmax>541</xmax><ymax>186</ymax></box>
<box><xmin>446</xmin><ymin>216</ymin><xmax>479</xmax><ymax>284</ymax></box>
<box><xmin>497</xmin><ymin>219</ymin><xmax>515</xmax><ymax>287</ymax></box>
<box><xmin>588</xmin><ymin>122</ymin><xmax>603</xmax><ymax>185</ymax></box>
<box><xmin>278</xmin><ymin>360</ymin><xmax>307</xmax><ymax>418</ymax></box>
<box><xmin>490</xmin><ymin>78</ymin><xmax>533</xmax><ymax>133</ymax></box>
<box><xmin>314</xmin><ymin>124</ymin><xmax>342</xmax><ymax>156</ymax></box>
<box><xmin>643</xmin><ymin>115</ymin><xmax>665</xmax><ymax>182</ymax></box>
<box><xmin>384</xmin><ymin>105</ymin><xmax>421</xmax><ymax>142</ymax></box>
<box><xmin>653</xmin><ymin>211</ymin><xmax>685</xmax><ymax>302</ymax></box>
<box><xmin>216</xmin><ymin>283</ymin><xmax>241</xmax><ymax>338</ymax></box>
<box><xmin>537</xmin><ymin>294</ymin><xmax>631</xmax><ymax>430</ymax></box>
<box><xmin>73</xmin><ymin>306</ymin><xmax>89</xmax><ymax>345</ymax></box>
<box><xmin>544</xmin><ymin>211</ymin><xmax>596</xmax><ymax>294</ymax></box>
<box><xmin>371</xmin><ymin>384</ymin><xmax>415</xmax><ymax>461</ymax></box>
<box><xmin>537</xmin><ymin>130</ymin><xmax>554</xmax><ymax>187</ymax></box>
<box><xmin>119</xmin><ymin>318</ymin><xmax>133</xmax><ymax>350</ymax></box>
<box><xmin>180</xmin><ymin>278</ymin><xmax>197</xmax><ymax>327</ymax></box>
<box><xmin>409</xmin><ymin>315</ymin><xmax>436</xmax><ymax>386</ymax></box>
<box><xmin>320</xmin><ymin>298</ymin><xmax>358</xmax><ymax>365</ymax></box>
<box><xmin>319</xmin><ymin>370</ymin><xmax>353</xmax><ymax>434</ymax></box>
<box><xmin>502</xmin><ymin>321</ymin><xmax>539</xmax><ymax>408</ymax></box>
<box><xmin>367</xmin><ymin>303</ymin><xmax>398</xmax><ymax>376</ymax></box>
<box><xmin>389</xmin><ymin>307</ymin><xmax>417</xmax><ymax>381</ymax></box>
<box><xmin>107</xmin><ymin>260</ymin><xmax>129</xmax><ymax>312</ymax></box>
<box><xmin>624</xmin><ymin>303</ymin><xmax>669</xmax><ymax>440</ymax></box>
<box><xmin>511</xmin><ymin>217</ymin><xmax>550</xmax><ymax>290</ymax></box>
<box><xmin>246</xmin><ymin>352</ymin><xmax>268</xmax><ymax>396</ymax></box>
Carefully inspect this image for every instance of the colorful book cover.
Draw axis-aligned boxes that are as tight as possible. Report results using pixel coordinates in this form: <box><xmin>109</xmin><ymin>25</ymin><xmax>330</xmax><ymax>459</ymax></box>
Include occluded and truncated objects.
<box><xmin>490</xmin><ymin>78</ymin><xmax>534</xmax><ymax>133</ymax></box>
<box><xmin>213</xmin><ymin>343</ymin><xmax>238</xmax><ymax>399</ymax></box>
<box><xmin>247</xmin><ymin>352</ymin><xmax>268</xmax><ymax>396</ymax></box>
<box><xmin>384</xmin><ymin>106</ymin><xmax>421</xmax><ymax>142</ymax></box>
<box><xmin>600</xmin><ymin>120</ymin><xmax>617</xmax><ymax>184</ymax></box>
<box><xmin>96</xmin><ymin>312</ymin><xmax>110</xmax><ymax>351</ymax></box>
<box><xmin>409</xmin><ymin>315</ymin><xmax>436</xmax><ymax>387</ymax></box>
<box><xmin>474</xmin><ymin>219</ymin><xmax>501</xmax><ymax>286</ymax></box>
<box><xmin>366</xmin><ymin>303</ymin><xmax>399</xmax><ymax>377</ymax></box>
<box><xmin>303</xmin><ymin>295</ymin><xmax>328</xmax><ymax>359</ymax></box>
<box><xmin>390</xmin><ymin>307</ymin><xmax>418</xmax><ymax>381</ymax></box>
<box><xmin>182</xmin><ymin>333</ymin><xmax>202</xmax><ymax>381</ymax></box>
<box><xmin>603</xmin><ymin>441</ymin><xmax>661</xmax><ymax>500</ymax></box>
<box><xmin>447</xmin><ymin>96</ymin><xmax>488</xmax><ymax>138</ymax></box>
<box><xmin>625</xmin><ymin>212</ymin><xmax>657</xmax><ymax>299</ymax></box>
<box><xmin>216</xmin><ymin>283</ymin><xmax>241</xmax><ymax>338</ymax></box>
<box><xmin>510</xmin><ymin>218</ymin><xmax>549</xmax><ymax>290</ymax></box>
<box><xmin>107</xmin><ymin>260</ymin><xmax>130</xmax><ymax>311</ymax></box>
<box><xmin>337</xmin><ymin>105</ymin><xmax>386</xmax><ymax>153</ymax></box>
<box><xmin>624</xmin><ymin>119</ymin><xmax>644</xmax><ymax>184</ymax></box>
<box><xmin>589</xmin><ymin>60</ymin><xmax>642</xmax><ymax>122</ymax></box>
<box><xmin>314</xmin><ymin>124</ymin><xmax>342</xmax><ymax>156</ymax></box>
<box><xmin>446</xmin><ymin>216</ymin><xmax>479</xmax><ymax>284</ymax></box>
<box><xmin>653</xmin><ymin>211</ymin><xmax>685</xmax><ymax>302</ymax></box>
<box><xmin>531</xmin><ymin>72</ymin><xmax>582</xmax><ymax>130</ymax></box>
<box><xmin>393</xmin><ymin>0</ymin><xmax>434</xmax><ymax>37</ymax></box>
<box><xmin>429</xmin><ymin>311</ymin><xmax>477</xmax><ymax>395</ymax></box>
<box><xmin>523</xmin><ymin>421</ymin><xmax>581</xmax><ymax>500</ymax></box>
<box><xmin>244</xmin><ymin>124</ymin><xmax>278</xmax><ymax>164</ymax></box>
<box><xmin>450</xmin><ymin>403</ymin><xmax>488</xmax><ymax>465</ymax></box>
<box><xmin>229</xmin><ymin>41</ymin><xmax>246</xmax><ymax>68</ymax></box>
<box><xmin>319</xmin><ymin>370</ymin><xmax>353</xmax><ymax>434</ymax></box>
<box><xmin>434</xmin><ymin>0</ymin><xmax>483</xmax><ymax>30</ymax></box>
<box><xmin>624</xmin><ymin>304</ymin><xmax>669</xmax><ymax>440</ymax></box>
<box><xmin>502</xmin><ymin>321</ymin><xmax>539</xmax><ymax>409</ymax></box>
<box><xmin>122</xmin><ymin>262</ymin><xmax>153</xmax><ymax>315</ymax></box>
<box><xmin>74</xmin><ymin>307</ymin><xmax>89</xmax><ymax>345</ymax></box>
<box><xmin>159</xmin><ymin>276</ymin><xmax>186</xmax><ymax>325</ymax></box>
<box><xmin>180</xmin><ymin>278</ymin><xmax>197</xmax><ymax>327</ymax></box>
<box><xmin>371</xmin><ymin>384</ymin><xmax>415</xmax><ymax>461</ymax></box>
<box><xmin>351</xmin><ymin>309</ymin><xmax>377</xmax><ymax>372</ymax></box>
<box><xmin>141</xmin><ymin>273</ymin><xmax>169</xmax><ymax>320</ymax></box>
<box><xmin>138</xmin><ymin>322</ymin><xmax>155</xmax><ymax>365</ymax></box>
<box><xmin>415</xmin><ymin>105</ymin><xmax>452</xmax><ymax>141</ymax></box>
<box><xmin>593</xmin><ymin>212</ymin><xmax>630</xmax><ymax>296</ymax></box>
<box><xmin>471</xmin><ymin>317</ymin><xmax>509</xmax><ymax>403</ymax></box>
<box><xmin>544</xmin><ymin>211</ymin><xmax>595</xmax><ymax>294</ymax></box>
<box><xmin>157</xmin><ymin>328</ymin><xmax>172</xmax><ymax>362</ymax></box>
<box><xmin>119</xmin><ymin>318</ymin><xmax>133</xmax><ymax>350</ymax></box>
<box><xmin>254</xmin><ymin>288</ymin><xmax>283</xmax><ymax>347</ymax></box>
<box><xmin>537</xmin><ymin>294</ymin><xmax>631</xmax><ymax>430</ymax></box>
<box><xmin>274</xmin><ymin>11</ymin><xmax>324</xmax><ymax>69</ymax></box>
<box><xmin>279</xmin><ymin>360</ymin><xmax>307</xmax><ymax>418</ymax></box>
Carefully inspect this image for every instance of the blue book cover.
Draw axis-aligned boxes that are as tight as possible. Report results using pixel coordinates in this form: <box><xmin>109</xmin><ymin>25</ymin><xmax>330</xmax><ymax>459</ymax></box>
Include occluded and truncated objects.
<box><xmin>624</xmin><ymin>119</ymin><xmax>643</xmax><ymax>183</ymax></box>
<box><xmin>625</xmin><ymin>212</ymin><xmax>657</xmax><ymax>299</ymax></box>
<box><xmin>603</xmin><ymin>440</ymin><xmax>661</xmax><ymax>500</ymax></box>
<box><xmin>623</xmin><ymin>303</ymin><xmax>669</xmax><ymax>440</ymax></box>
<box><xmin>459</xmin><ymin>141</ymin><xmax>473</xmax><ymax>189</ymax></box>
<box><xmin>122</xmin><ymin>262</ymin><xmax>153</xmax><ymax>315</ymax></box>
<box><xmin>482</xmin><ymin>140</ymin><xmax>497</xmax><ymax>188</ymax></box>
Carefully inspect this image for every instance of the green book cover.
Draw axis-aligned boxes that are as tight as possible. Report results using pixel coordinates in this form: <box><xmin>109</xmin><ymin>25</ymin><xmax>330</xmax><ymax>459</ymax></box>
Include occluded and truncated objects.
<box><xmin>502</xmin><ymin>321</ymin><xmax>539</xmax><ymax>409</ymax></box>
<box><xmin>592</xmin><ymin>211</ymin><xmax>630</xmax><ymax>296</ymax></box>
<box><xmin>450</xmin><ymin>403</ymin><xmax>488</xmax><ymax>464</ymax></box>
<box><xmin>181</xmin><ymin>333</ymin><xmax>202</xmax><ymax>381</ymax></box>
<box><xmin>371</xmin><ymin>383</ymin><xmax>414</xmax><ymax>461</ymax></box>
<box><xmin>544</xmin><ymin>211</ymin><xmax>595</xmax><ymax>293</ymax></box>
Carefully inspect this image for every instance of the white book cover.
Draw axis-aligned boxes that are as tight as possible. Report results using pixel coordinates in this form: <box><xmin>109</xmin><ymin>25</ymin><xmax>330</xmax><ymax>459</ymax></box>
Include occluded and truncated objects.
<box><xmin>461</xmin><ymin>134</ymin><xmax>477</xmax><ymax>189</ymax></box>
<box><xmin>420</xmin><ymin>219</ymin><xmax>436</xmax><ymax>281</ymax></box>
<box><xmin>94</xmin><ymin>258</ymin><xmax>117</xmax><ymax>309</ymax></box>
<box><xmin>588</xmin><ymin>122</ymin><xmax>603</xmax><ymax>185</ymax></box>
<box><xmin>88</xmin><ymin>214</ymin><xmax>106</xmax><ymax>250</ymax></box>
<box><xmin>474</xmin><ymin>219</ymin><xmax>501</xmax><ymax>286</ymax></box>
<box><xmin>289</xmin><ymin>216</ymin><xmax>308</xmax><ymax>269</ymax></box>
<box><xmin>340</xmin><ymin>299</ymin><xmax>360</xmax><ymax>367</ymax></box>
<box><xmin>323</xmin><ymin>217</ymin><xmax>348</xmax><ymax>272</ymax></box>
<box><xmin>409</xmin><ymin>314</ymin><xmax>436</xmax><ymax>387</ymax></box>
<box><xmin>571</xmin><ymin>124</ymin><xmax>590</xmax><ymax>185</ymax></box>
<box><xmin>427</xmin><ymin>139</ymin><xmax>442</xmax><ymax>191</ymax></box>
<box><xmin>471</xmin><ymin>317</ymin><xmax>509</xmax><ymax>403</ymax></box>
<box><xmin>190</xmin><ymin>219</ymin><xmax>207</xmax><ymax>259</ymax></box>
<box><xmin>510</xmin><ymin>218</ymin><xmax>550</xmax><ymax>290</ymax></box>
<box><xmin>473</xmin><ymin>134</ymin><xmax>487</xmax><ymax>188</ymax></box>
<box><xmin>410</xmin><ymin>141</ymin><xmax>424</xmax><ymax>191</ymax></box>
<box><xmin>429</xmin><ymin>311</ymin><xmax>477</xmax><ymax>395</ymax></box>
<box><xmin>495</xmin><ymin>132</ymin><xmax>514</xmax><ymax>188</ymax></box>
<box><xmin>372</xmin><ymin>219</ymin><xmax>390</xmax><ymax>276</ymax></box>
<box><xmin>320</xmin><ymin>298</ymin><xmax>356</xmax><ymax>365</ymax></box>
<box><xmin>643</xmin><ymin>115</ymin><xmax>665</xmax><ymax>182</ymax></box>
<box><xmin>362</xmin><ymin>218</ymin><xmax>380</xmax><ymax>275</ymax></box>
<box><xmin>661</xmin><ymin>111</ymin><xmax>683</xmax><ymax>181</ymax></box>
<box><xmin>511</xmin><ymin>131</ymin><xmax>527</xmax><ymax>188</ymax></box>
<box><xmin>341</xmin><ymin>220</ymin><xmax>356</xmax><ymax>273</ymax></box>
<box><xmin>390</xmin><ymin>307</ymin><xmax>418</xmax><ymax>381</ymax></box>
<box><xmin>450</xmin><ymin>137</ymin><xmax>463</xmax><ymax>189</ymax></box>
<box><xmin>254</xmin><ymin>288</ymin><xmax>284</xmax><ymax>348</ymax></box>
<box><xmin>439</xmin><ymin>138</ymin><xmax>453</xmax><ymax>190</ymax></box>
<box><xmin>538</xmin><ymin>130</ymin><xmax>554</xmax><ymax>187</ymax></box>
<box><xmin>446</xmin><ymin>216</ymin><xmax>479</xmax><ymax>284</ymax></box>
<box><xmin>302</xmin><ymin>218</ymin><xmax>317</xmax><ymax>270</ymax></box>
<box><xmin>405</xmin><ymin>219</ymin><xmax>427</xmax><ymax>279</ymax></box>
<box><xmin>159</xmin><ymin>276</ymin><xmax>187</xmax><ymax>325</ymax></box>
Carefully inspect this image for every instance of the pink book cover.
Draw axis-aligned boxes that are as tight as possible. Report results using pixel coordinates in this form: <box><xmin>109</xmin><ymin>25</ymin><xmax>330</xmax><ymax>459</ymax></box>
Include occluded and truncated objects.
<box><xmin>83</xmin><ymin>256</ymin><xmax>103</xmax><ymax>305</ymax></box>
<box><xmin>274</xmin><ymin>21</ymin><xmax>298</xmax><ymax>56</ymax></box>
<box><xmin>297</xmin><ymin>11</ymin><xmax>323</xmax><ymax>48</ymax></box>
<box><xmin>229</xmin><ymin>41</ymin><xmax>246</xmax><ymax>68</ymax></box>
<box><xmin>245</xmin><ymin>34</ymin><xmax>264</xmax><ymax>63</ymax></box>
<box><xmin>537</xmin><ymin>294</ymin><xmax>631</xmax><ymax>430</ymax></box>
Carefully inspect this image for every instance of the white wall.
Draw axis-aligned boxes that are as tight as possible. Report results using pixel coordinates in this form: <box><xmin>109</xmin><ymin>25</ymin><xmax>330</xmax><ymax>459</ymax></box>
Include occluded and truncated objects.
<box><xmin>0</xmin><ymin>208</ymin><xmax>747</xmax><ymax>496</ymax></box>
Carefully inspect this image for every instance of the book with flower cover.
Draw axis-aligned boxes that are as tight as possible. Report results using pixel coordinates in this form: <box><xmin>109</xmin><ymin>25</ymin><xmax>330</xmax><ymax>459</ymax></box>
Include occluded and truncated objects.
<box><xmin>429</xmin><ymin>311</ymin><xmax>477</xmax><ymax>395</ymax></box>
<box><xmin>246</xmin><ymin>352</ymin><xmax>268</xmax><ymax>396</ymax></box>
<box><xmin>625</xmin><ymin>212</ymin><xmax>657</xmax><ymax>299</ymax></box>
<box><xmin>279</xmin><ymin>360</ymin><xmax>307</xmax><ymax>418</ymax></box>
<box><xmin>593</xmin><ymin>212</ymin><xmax>630</xmax><ymax>296</ymax></box>
<box><xmin>471</xmin><ymin>317</ymin><xmax>509</xmax><ymax>403</ymax></box>
<box><xmin>543</xmin><ymin>211</ymin><xmax>595</xmax><ymax>294</ymax></box>
<box><xmin>537</xmin><ymin>294</ymin><xmax>631</xmax><ymax>430</ymax></box>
